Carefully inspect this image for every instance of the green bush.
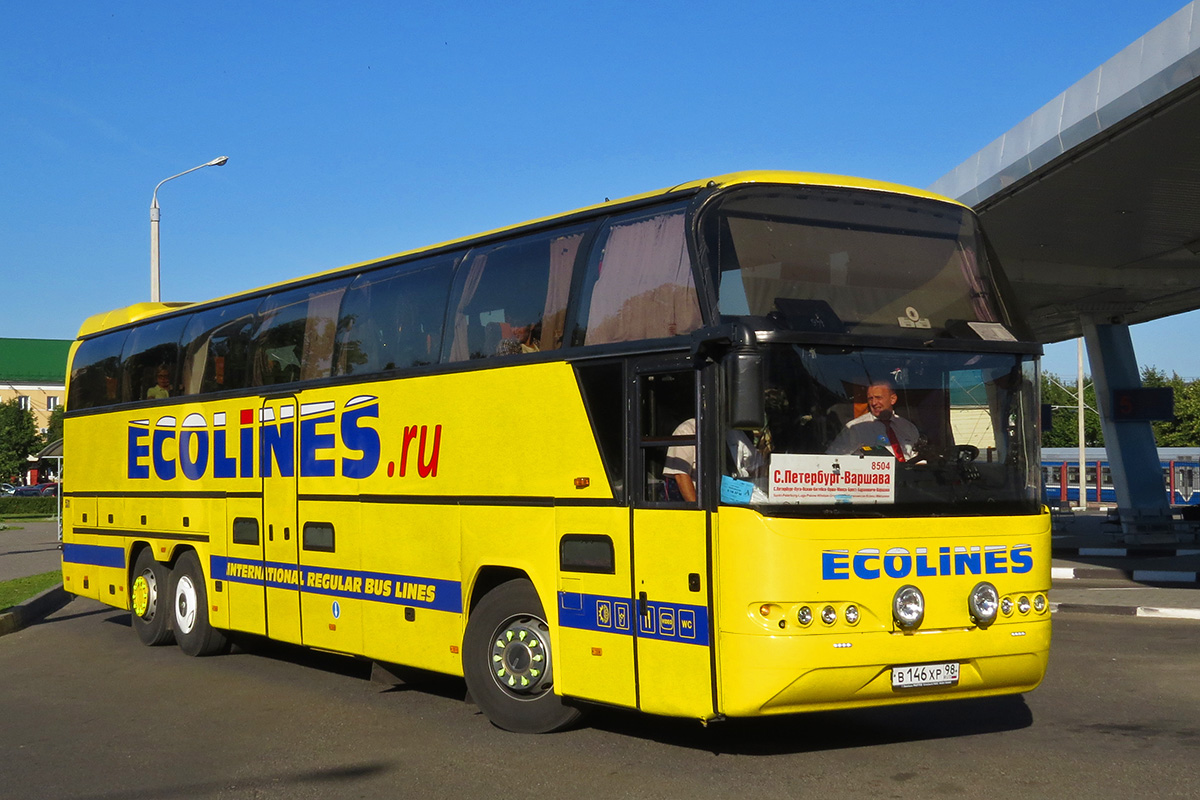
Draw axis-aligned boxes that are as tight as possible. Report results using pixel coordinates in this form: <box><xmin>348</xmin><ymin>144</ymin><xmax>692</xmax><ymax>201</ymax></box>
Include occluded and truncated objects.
<box><xmin>0</xmin><ymin>496</ymin><xmax>58</xmax><ymax>517</ymax></box>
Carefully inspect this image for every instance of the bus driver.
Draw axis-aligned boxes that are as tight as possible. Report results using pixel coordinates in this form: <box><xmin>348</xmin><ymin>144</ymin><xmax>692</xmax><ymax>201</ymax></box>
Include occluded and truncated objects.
<box><xmin>828</xmin><ymin>380</ymin><xmax>919</xmax><ymax>461</ymax></box>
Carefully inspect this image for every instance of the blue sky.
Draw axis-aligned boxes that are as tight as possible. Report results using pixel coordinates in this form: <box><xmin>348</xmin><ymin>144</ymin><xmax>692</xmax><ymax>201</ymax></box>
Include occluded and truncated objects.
<box><xmin>2</xmin><ymin>1</ymin><xmax>1193</xmax><ymax>378</ymax></box>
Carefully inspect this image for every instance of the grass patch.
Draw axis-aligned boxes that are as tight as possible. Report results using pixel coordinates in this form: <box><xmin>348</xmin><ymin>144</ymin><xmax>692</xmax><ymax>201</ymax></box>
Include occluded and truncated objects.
<box><xmin>0</xmin><ymin>570</ymin><xmax>61</xmax><ymax>614</ymax></box>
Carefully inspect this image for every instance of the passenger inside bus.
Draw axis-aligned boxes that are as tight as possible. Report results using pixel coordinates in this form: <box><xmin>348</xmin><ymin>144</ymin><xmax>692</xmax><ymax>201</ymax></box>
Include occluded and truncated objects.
<box><xmin>496</xmin><ymin>320</ymin><xmax>542</xmax><ymax>355</ymax></box>
<box><xmin>146</xmin><ymin>366</ymin><xmax>172</xmax><ymax>400</ymax></box>
<box><xmin>662</xmin><ymin>418</ymin><xmax>768</xmax><ymax>503</ymax></box>
<box><xmin>827</xmin><ymin>380</ymin><xmax>920</xmax><ymax>460</ymax></box>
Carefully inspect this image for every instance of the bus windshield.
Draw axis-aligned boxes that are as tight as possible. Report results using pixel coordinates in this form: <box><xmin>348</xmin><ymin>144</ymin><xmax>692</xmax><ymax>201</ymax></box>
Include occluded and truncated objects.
<box><xmin>705</xmin><ymin>185</ymin><xmax>1020</xmax><ymax>342</ymax></box>
<box><xmin>721</xmin><ymin>345</ymin><xmax>1040</xmax><ymax>515</ymax></box>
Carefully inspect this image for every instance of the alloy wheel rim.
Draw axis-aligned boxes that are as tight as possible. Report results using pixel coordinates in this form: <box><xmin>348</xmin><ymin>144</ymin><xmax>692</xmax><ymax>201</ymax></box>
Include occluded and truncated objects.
<box><xmin>489</xmin><ymin>614</ymin><xmax>553</xmax><ymax>698</ymax></box>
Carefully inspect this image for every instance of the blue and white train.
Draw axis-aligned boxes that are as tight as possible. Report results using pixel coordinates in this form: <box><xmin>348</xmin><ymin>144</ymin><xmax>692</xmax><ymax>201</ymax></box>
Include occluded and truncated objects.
<box><xmin>1041</xmin><ymin>447</ymin><xmax>1200</xmax><ymax>507</ymax></box>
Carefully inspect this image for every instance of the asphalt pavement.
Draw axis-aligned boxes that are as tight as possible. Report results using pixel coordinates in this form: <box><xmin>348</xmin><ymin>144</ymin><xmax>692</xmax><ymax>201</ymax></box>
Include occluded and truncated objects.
<box><xmin>1052</xmin><ymin>509</ymin><xmax>1200</xmax><ymax>620</ymax></box>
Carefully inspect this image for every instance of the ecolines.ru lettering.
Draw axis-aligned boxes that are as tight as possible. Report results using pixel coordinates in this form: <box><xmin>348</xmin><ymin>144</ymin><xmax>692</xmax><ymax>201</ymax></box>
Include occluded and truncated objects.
<box><xmin>125</xmin><ymin>395</ymin><xmax>440</xmax><ymax>481</ymax></box>
<box><xmin>822</xmin><ymin>545</ymin><xmax>1034</xmax><ymax>580</ymax></box>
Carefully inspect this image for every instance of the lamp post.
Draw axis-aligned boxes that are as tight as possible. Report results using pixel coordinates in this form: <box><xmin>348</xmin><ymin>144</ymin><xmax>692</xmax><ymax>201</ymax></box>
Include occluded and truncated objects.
<box><xmin>150</xmin><ymin>156</ymin><xmax>228</xmax><ymax>302</ymax></box>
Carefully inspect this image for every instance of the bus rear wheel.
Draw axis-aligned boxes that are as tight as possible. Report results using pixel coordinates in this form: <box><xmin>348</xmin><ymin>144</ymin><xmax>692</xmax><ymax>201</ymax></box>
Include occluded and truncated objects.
<box><xmin>463</xmin><ymin>579</ymin><xmax>582</xmax><ymax>733</ymax></box>
<box><xmin>170</xmin><ymin>551</ymin><xmax>229</xmax><ymax>657</ymax></box>
<box><xmin>130</xmin><ymin>549</ymin><xmax>173</xmax><ymax>646</ymax></box>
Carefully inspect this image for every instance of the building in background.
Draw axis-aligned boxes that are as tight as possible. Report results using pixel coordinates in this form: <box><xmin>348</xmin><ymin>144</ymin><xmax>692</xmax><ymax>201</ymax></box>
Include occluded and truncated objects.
<box><xmin>0</xmin><ymin>338</ymin><xmax>73</xmax><ymax>434</ymax></box>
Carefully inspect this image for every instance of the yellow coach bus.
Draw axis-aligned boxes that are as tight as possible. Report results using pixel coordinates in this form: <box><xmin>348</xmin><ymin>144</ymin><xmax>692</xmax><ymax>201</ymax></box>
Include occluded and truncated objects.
<box><xmin>61</xmin><ymin>171</ymin><xmax>1050</xmax><ymax>733</ymax></box>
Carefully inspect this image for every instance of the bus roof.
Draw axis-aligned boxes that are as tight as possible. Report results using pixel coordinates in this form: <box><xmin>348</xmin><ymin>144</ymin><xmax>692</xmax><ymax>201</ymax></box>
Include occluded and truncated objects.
<box><xmin>77</xmin><ymin>170</ymin><xmax>964</xmax><ymax>338</ymax></box>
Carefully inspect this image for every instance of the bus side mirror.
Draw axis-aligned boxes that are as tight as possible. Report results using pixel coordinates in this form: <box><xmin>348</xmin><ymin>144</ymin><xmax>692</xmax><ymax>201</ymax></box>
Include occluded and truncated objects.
<box><xmin>728</xmin><ymin>347</ymin><xmax>765</xmax><ymax>430</ymax></box>
<box><xmin>690</xmin><ymin>323</ymin><xmax>765</xmax><ymax>430</ymax></box>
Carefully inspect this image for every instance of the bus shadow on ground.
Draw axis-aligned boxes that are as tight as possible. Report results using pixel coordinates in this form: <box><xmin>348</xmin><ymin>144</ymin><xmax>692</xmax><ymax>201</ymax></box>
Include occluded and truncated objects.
<box><xmin>582</xmin><ymin>694</ymin><xmax>1033</xmax><ymax>754</ymax></box>
<box><xmin>88</xmin><ymin>605</ymin><xmax>1033</xmax><ymax>751</ymax></box>
<box><xmin>216</xmin><ymin>634</ymin><xmax>1034</xmax><ymax>750</ymax></box>
<box><xmin>225</xmin><ymin>633</ymin><xmax>470</xmax><ymax>702</ymax></box>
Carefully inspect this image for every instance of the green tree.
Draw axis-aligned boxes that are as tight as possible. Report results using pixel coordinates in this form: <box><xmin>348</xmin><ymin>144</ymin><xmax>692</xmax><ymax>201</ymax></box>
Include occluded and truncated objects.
<box><xmin>1041</xmin><ymin>371</ymin><xmax>1103</xmax><ymax>448</ymax></box>
<box><xmin>0</xmin><ymin>398</ymin><xmax>40</xmax><ymax>483</ymax></box>
<box><xmin>44</xmin><ymin>405</ymin><xmax>64</xmax><ymax>446</ymax></box>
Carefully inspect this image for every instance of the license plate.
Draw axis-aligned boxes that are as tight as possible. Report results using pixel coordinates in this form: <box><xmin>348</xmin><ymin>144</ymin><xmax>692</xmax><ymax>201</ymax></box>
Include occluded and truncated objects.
<box><xmin>892</xmin><ymin>661</ymin><xmax>959</xmax><ymax>689</ymax></box>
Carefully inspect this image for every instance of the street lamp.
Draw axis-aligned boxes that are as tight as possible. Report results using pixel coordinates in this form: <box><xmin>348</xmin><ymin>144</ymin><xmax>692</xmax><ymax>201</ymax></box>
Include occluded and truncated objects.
<box><xmin>149</xmin><ymin>156</ymin><xmax>229</xmax><ymax>302</ymax></box>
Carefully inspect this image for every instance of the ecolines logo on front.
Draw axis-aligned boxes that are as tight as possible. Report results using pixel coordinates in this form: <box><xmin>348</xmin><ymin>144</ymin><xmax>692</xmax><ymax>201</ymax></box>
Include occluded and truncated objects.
<box><xmin>126</xmin><ymin>395</ymin><xmax>442</xmax><ymax>481</ymax></box>
<box><xmin>822</xmin><ymin>544</ymin><xmax>1034</xmax><ymax>581</ymax></box>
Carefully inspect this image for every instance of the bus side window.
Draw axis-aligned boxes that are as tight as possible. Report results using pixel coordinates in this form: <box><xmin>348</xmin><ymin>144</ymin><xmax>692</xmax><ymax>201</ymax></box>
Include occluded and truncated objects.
<box><xmin>68</xmin><ymin>330</ymin><xmax>129</xmax><ymax>410</ymax></box>
<box><xmin>575</xmin><ymin>362</ymin><xmax>626</xmax><ymax>502</ymax></box>
<box><xmin>445</xmin><ymin>224</ymin><xmax>589</xmax><ymax>362</ymax></box>
<box><xmin>334</xmin><ymin>255</ymin><xmax>455</xmax><ymax>375</ymax></box>
<box><xmin>179</xmin><ymin>298</ymin><xmax>261</xmax><ymax>396</ymax></box>
<box><xmin>574</xmin><ymin>203</ymin><xmax>702</xmax><ymax>347</ymax></box>
<box><xmin>638</xmin><ymin>371</ymin><xmax>698</xmax><ymax>504</ymax></box>
<box><xmin>251</xmin><ymin>278</ymin><xmax>350</xmax><ymax>387</ymax></box>
<box><xmin>119</xmin><ymin>315</ymin><xmax>189</xmax><ymax>402</ymax></box>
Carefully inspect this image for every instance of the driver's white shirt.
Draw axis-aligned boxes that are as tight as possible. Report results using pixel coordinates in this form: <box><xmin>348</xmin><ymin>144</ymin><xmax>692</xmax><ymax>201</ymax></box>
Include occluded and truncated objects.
<box><xmin>828</xmin><ymin>412</ymin><xmax>919</xmax><ymax>459</ymax></box>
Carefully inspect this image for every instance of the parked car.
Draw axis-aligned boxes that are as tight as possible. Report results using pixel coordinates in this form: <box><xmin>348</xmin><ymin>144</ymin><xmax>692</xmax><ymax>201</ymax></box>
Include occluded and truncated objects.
<box><xmin>12</xmin><ymin>483</ymin><xmax>56</xmax><ymax>497</ymax></box>
<box><xmin>0</xmin><ymin>483</ymin><xmax>14</xmax><ymax>496</ymax></box>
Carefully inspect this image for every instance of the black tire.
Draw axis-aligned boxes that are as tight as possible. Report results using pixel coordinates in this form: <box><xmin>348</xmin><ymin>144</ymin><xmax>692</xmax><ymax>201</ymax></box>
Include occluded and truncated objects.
<box><xmin>130</xmin><ymin>548</ymin><xmax>174</xmax><ymax>646</ymax></box>
<box><xmin>462</xmin><ymin>579</ymin><xmax>582</xmax><ymax>733</ymax></box>
<box><xmin>170</xmin><ymin>551</ymin><xmax>229</xmax><ymax>657</ymax></box>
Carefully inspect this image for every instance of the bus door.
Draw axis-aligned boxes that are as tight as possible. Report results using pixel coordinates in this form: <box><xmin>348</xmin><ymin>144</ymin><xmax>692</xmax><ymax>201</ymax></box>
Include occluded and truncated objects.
<box><xmin>261</xmin><ymin>395</ymin><xmax>302</xmax><ymax>644</ymax></box>
<box><xmin>629</xmin><ymin>360</ymin><xmax>715</xmax><ymax>718</ymax></box>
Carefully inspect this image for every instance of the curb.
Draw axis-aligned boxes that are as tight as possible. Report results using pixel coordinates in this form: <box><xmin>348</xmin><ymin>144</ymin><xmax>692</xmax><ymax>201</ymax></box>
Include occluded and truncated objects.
<box><xmin>1051</xmin><ymin>603</ymin><xmax>1200</xmax><ymax>621</ymax></box>
<box><xmin>1052</xmin><ymin>565</ymin><xmax>1200</xmax><ymax>584</ymax></box>
<box><xmin>1053</xmin><ymin>546</ymin><xmax>1200</xmax><ymax>558</ymax></box>
<box><xmin>0</xmin><ymin>584</ymin><xmax>71</xmax><ymax>637</ymax></box>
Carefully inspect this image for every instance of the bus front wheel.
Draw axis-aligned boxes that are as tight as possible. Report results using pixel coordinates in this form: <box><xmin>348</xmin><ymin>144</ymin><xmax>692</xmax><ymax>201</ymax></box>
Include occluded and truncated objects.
<box><xmin>170</xmin><ymin>551</ymin><xmax>229</xmax><ymax>657</ymax></box>
<box><xmin>130</xmin><ymin>549</ymin><xmax>174</xmax><ymax>646</ymax></box>
<box><xmin>463</xmin><ymin>579</ymin><xmax>581</xmax><ymax>733</ymax></box>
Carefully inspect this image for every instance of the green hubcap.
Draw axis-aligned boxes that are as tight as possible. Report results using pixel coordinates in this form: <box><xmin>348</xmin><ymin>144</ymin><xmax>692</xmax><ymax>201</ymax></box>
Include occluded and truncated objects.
<box><xmin>490</xmin><ymin>616</ymin><xmax>552</xmax><ymax>697</ymax></box>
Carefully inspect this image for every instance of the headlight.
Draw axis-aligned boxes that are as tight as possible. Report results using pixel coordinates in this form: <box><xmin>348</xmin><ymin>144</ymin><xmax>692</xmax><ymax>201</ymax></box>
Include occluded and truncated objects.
<box><xmin>797</xmin><ymin>606</ymin><xmax>813</xmax><ymax>626</ymax></box>
<box><xmin>968</xmin><ymin>582</ymin><xmax>1000</xmax><ymax>627</ymax></box>
<box><xmin>1001</xmin><ymin>597</ymin><xmax>1014</xmax><ymax>616</ymax></box>
<box><xmin>1034</xmin><ymin>594</ymin><xmax>1047</xmax><ymax>613</ymax></box>
<box><xmin>1018</xmin><ymin>595</ymin><xmax>1031</xmax><ymax>614</ymax></box>
<box><xmin>893</xmin><ymin>585</ymin><xmax>924</xmax><ymax>630</ymax></box>
<box><xmin>844</xmin><ymin>604</ymin><xmax>860</xmax><ymax>625</ymax></box>
<box><xmin>821</xmin><ymin>605</ymin><xmax>837</xmax><ymax>625</ymax></box>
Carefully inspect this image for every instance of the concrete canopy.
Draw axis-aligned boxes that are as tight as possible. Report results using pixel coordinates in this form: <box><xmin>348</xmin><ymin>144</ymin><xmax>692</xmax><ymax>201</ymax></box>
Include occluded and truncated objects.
<box><xmin>931</xmin><ymin>2</ymin><xmax>1200</xmax><ymax>345</ymax></box>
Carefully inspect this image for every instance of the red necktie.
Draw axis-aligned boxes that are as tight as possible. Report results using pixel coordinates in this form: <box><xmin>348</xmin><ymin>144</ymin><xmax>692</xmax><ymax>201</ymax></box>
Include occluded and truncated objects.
<box><xmin>883</xmin><ymin>420</ymin><xmax>906</xmax><ymax>462</ymax></box>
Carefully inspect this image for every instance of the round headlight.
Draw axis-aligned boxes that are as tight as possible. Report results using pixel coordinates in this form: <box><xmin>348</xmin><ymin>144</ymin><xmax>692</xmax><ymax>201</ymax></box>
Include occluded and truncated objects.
<box><xmin>797</xmin><ymin>606</ymin><xmax>813</xmax><ymax>626</ymax></box>
<box><xmin>1018</xmin><ymin>595</ymin><xmax>1031</xmax><ymax>614</ymax></box>
<box><xmin>1034</xmin><ymin>594</ymin><xmax>1047</xmax><ymax>613</ymax></box>
<box><xmin>968</xmin><ymin>582</ymin><xmax>1000</xmax><ymax>627</ymax></box>
<box><xmin>1001</xmin><ymin>597</ymin><xmax>1014</xmax><ymax>616</ymax></box>
<box><xmin>844</xmin><ymin>604</ymin><xmax>860</xmax><ymax>625</ymax></box>
<box><xmin>893</xmin><ymin>585</ymin><xmax>925</xmax><ymax>630</ymax></box>
<box><xmin>821</xmin><ymin>605</ymin><xmax>837</xmax><ymax>625</ymax></box>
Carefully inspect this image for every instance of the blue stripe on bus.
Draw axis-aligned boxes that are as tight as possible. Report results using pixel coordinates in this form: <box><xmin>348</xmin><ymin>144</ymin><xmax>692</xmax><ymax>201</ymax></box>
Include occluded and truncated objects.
<box><xmin>62</xmin><ymin>543</ymin><xmax>125</xmax><ymax>569</ymax></box>
<box><xmin>209</xmin><ymin>556</ymin><xmax>463</xmax><ymax>613</ymax></box>
<box><xmin>558</xmin><ymin>592</ymin><xmax>710</xmax><ymax>647</ymax></box>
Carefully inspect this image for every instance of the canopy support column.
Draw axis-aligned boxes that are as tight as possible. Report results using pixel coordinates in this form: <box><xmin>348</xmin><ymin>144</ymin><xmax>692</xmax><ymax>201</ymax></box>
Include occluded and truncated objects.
<box><xmin>1081</xmin><ymin>318</ymin><xmax>1178</xmax><ymax>542</ymax></box>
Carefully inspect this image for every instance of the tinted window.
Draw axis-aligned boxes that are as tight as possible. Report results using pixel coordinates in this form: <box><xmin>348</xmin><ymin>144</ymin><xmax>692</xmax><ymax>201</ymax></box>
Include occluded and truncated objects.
<box><xmin>704</xmin><ymin>186</ymin><xmax>1021</xmax><ymax>341</ymax></box>
<box><xmin>231</xmin><ymin>517</ymin><xmax>259</xmax><ymax>545</ymax></box>
<box><xmin>179</xmin><ymin>298</ymin><xmax>261</xmax><ymax>395</ymax></box>
<box><xmin>574</xmin><ymin>203</ymin><xmax>701</xmax><ymax>346</ymax></box>
<box><xmin>251</xmin><ymin>279</ymin><xmax>350</xmax><ymax>387</ymax></box>
<box><xmin>446</xmin><ymin>225</ymin><xmax>589</xmax><ymax>361</ymax></box>
<box><xmin>120</xmin><ymin>315</ymin><xmax>189</xmax><ymax>402</ymax></box>
<box><xmin>303</xmin><ymin>521</ymin><xmax>335</xmax><ymax>552</ymax></box>
<box><xmin>68</xmin><ymin>331</ymin><xmax>129</xmax><ymax>410</ymax></box>
<box><xmin>335</xmin><ymin>256</ymin><xmax>454</xmax><ymax>375</ymax></box>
